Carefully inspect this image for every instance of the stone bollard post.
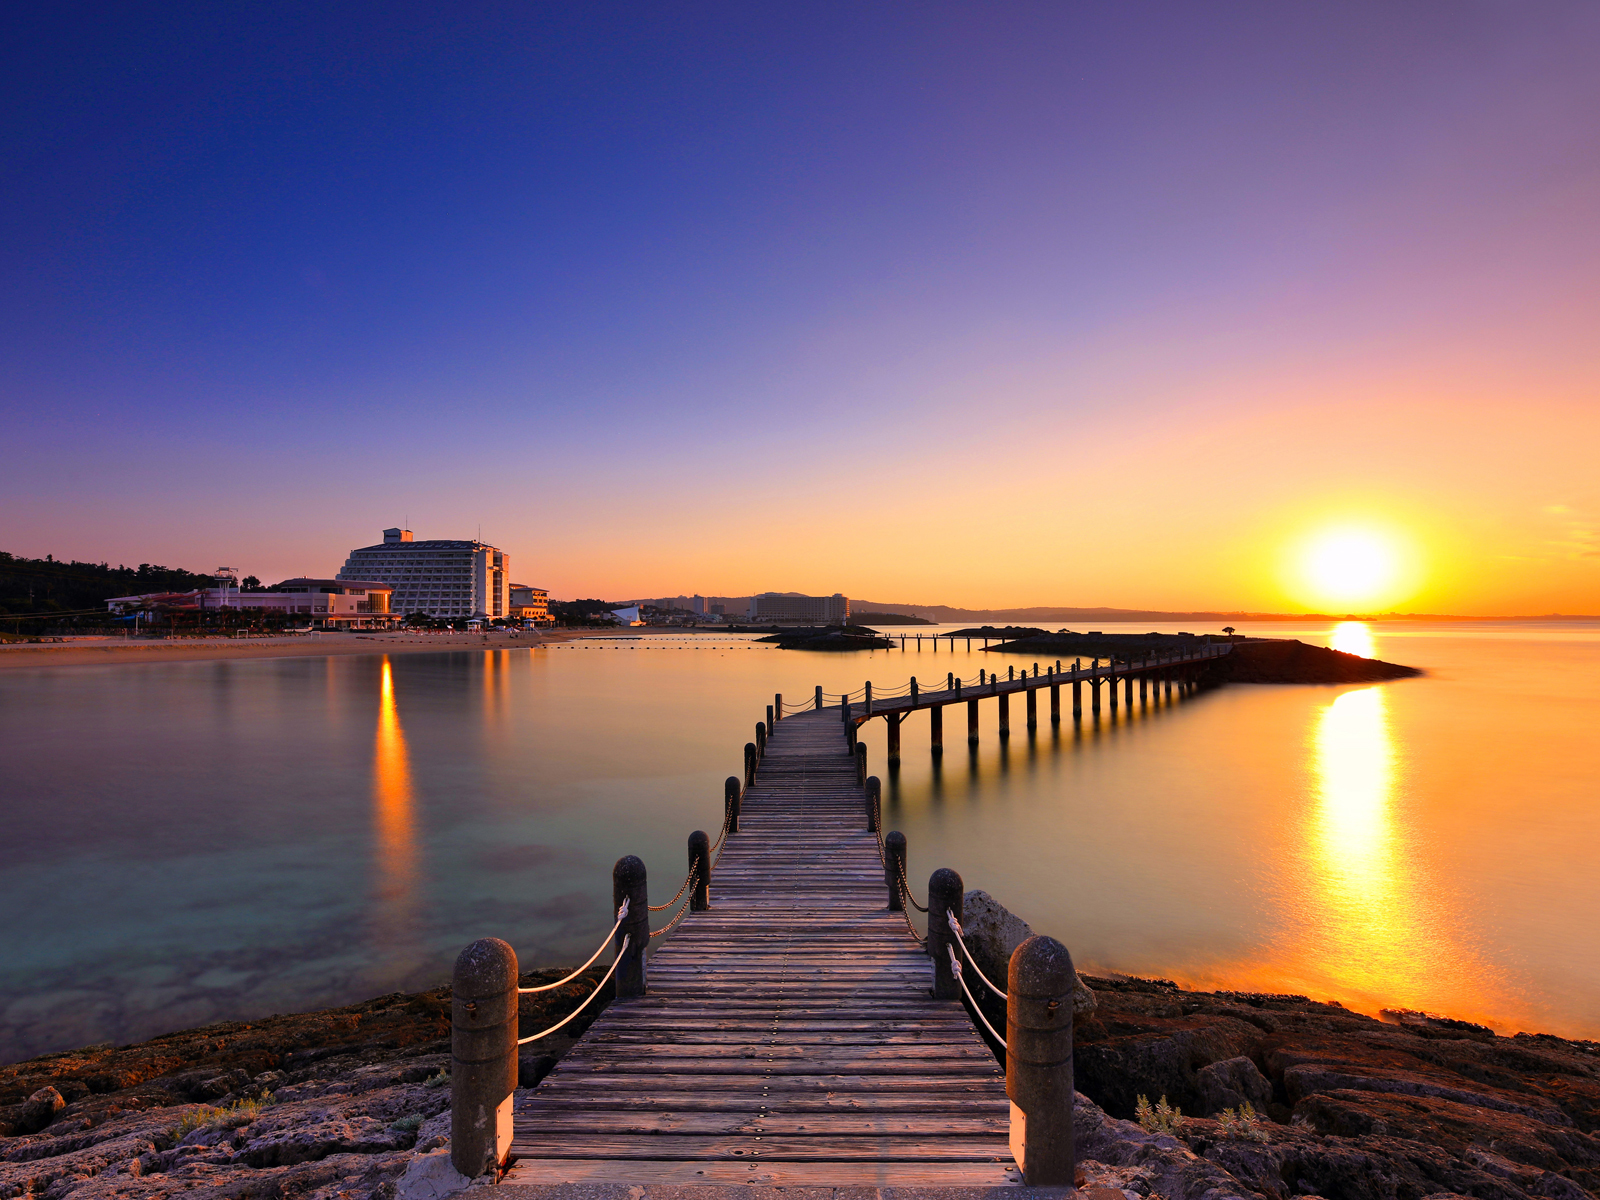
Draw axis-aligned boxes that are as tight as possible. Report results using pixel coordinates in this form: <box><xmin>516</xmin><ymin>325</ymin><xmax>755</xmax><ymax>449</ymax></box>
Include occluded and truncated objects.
<box><xmin>1007</xmin><ymin>936</ymin><xmax>1076</xmax><ymax>1187</ymax></box>
<box><xmin>451</xmin><ymin>938</ymin><xmax>519</xmax><ymax>1179</ymax></box>
<box><xmin>815</xmin><ymin>685</ymin><xmax>824</xmax><ymax>711</ymax></box>
<box><xmin>744</xmin><ymin>742</ymin><xmax>758</xmax><ymax>788</ymax></box>
<box><xmin>865</xmin><ymin>775</ymin><xmax>881</xmax><ymax>833</ymax></box>
<box><xmin>688</xmin><ymin>830</ymin><xmax>711</xmax><ymax>911</ymax></box>
<box><xmin>884</xmin><ymin>831</ymin><xmax>907</xmax><ymax>911</ymax></box>
<box><xmin>855</xmin><ymin>740</ymin><xmax>868</xmax><ymax>785</ymax></box>
<box><xmin>756</xmin><ymin>721</ymin><xmax>766</xmax><ymax>758</ymax></box>
<box><xmin>927</xmin><ymin>868</ymin><xmax>964</xmax><ymax>1001</ymax></box>
<box><xmin>725</xmin><ymin>775</ymin><xmax>742</xmax><ymax>834</ymax></box>
<box><xmin>613</xmin><ymin>856</ymin><xmax>649</xmax><ymax>998</ymax></box>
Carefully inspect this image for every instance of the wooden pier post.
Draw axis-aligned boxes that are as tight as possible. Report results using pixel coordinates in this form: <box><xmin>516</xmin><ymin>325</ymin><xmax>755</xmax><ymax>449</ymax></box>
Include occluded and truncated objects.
<box><xmin>1050</xmin><ymin>681</ymin><xmax>1061</xmax><ymax>725</ymax></box>
<box><xmin>855</xmin><ymin>741</ymin><xmax>868</xmax><ymax>785</ymax></box>
<box><xmin>968</xmin><ymin>699</ymin><xmax>980</xmax><ymax>746</ymax></box>
<box><xmin>998</xmin><ymin>691</ymin><xmax>1010</xmax><ymax>739</ymax></box>
<box><xmin>927</xmin><ymin>868</ymin><xmax>964</xmax><ymax>1001</ymax></box>
<box><xmin>884</xmin><ymin>831</ymin><xmax>907</xmax><ymax>911</ymax></box>
<box><xmin>1090</xmin><ymin>676</ymin><xmax>1100</xmax><ymax>715</ymax></box>
<box><xmin>865</xmin><ymin>775</ymin><xmax>881</xmax><ymax>833</ymax></box>
<box><xmin>1164</xmin><ymin>671</ymin><xmax>1172</xmax><ymax>699</ymax></box>
<box><xmin>1026</xmin><ymin>687</ymin><xmax>1037</xmax><ymax>731</ymax></box>
<box><xmin>774</xmin><ymin>694</ymin><xmax>782</xmax><ymax>723</ymax></box>
<box><xmin>688</xmin><ymin>831</ymin><xmax>711</xmax><ymax>910</ymax></box>
<box><xmin>451</xmin><ymin>938</ymin><xmax>519</xmax><ymax>1179</ymax></box>
<box><xmin>815</xmin><ymin>685</ymin><xmax>824</xmax><ymax>711</ymax></box>
<box><xmin>767</xmin><ymin>704</ymin><xmax>775</xmax><ymax>732</ymax></box>
<box><xmin>725</xmin><ymin>776</ymin><xmax>741</xmax><ymax>834</ymax></box>
<box><xmin>1139</xmin><ymin>674</ymin><xmax>1147</xmax><ymax>703</ymax></box>
<box><xmin>1108</xmin><ymin>664</ymin><xmax>1118</xmax><ymax>714</ymax></box>
<box><xmin>1124</xmin><ymin>673</ymin><xmax>1133</xmax><ymax>708</ymax></box>
<box><xmin>930</xmin><ymin>704</ymin><xmax>944</xmax><ymax>756</ymax></box>
<box><xmin>1007</xmin><ymin>936</ymin><xmax>1076</xmax><ymax>1186</ymax></box>
<box><xmin>756</xmin><ymin>721</ymin><xmax>766</xmax><ymax>758</ymax></box>
<box><xmin>1072</xmin><ymin>675</ymin><xmax>1082</xmax><ymax>720</ymax></box>
<box><xmin>886</xmin><ymin>712</ymin><xmax>902</xmax><ymax>764</ymax></box>
<box><xmin>865</xmin><ymin>681</ymin><xmax>873</xmax><ymax>716</ymax></box>
<box><xmin>613</xmin><ymin>856</ymin><xmax>649</xmax><ymax>999</ymax></box>
<box><xmin>744</xmin><ymin>742</ymin><xmax>758</xmax><ymax>788</ymax></box>
<box><xmin>910</xmin><ymin>676</ymin><xmax>919</xmax><ymax>706</ymax></box>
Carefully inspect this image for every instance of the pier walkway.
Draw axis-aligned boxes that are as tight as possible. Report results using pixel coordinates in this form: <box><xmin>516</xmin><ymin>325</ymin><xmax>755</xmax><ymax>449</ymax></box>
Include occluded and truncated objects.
<box><xmin>504</xmin><ymin>711</ymin><xmax>1012</xmax><ymax>1187</ymax></box>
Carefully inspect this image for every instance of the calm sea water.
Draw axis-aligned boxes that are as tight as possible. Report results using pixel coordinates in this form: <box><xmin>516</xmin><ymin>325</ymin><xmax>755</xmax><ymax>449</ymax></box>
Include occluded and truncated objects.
<box><xmin>0</xmin><ymin>620</ymin><xmax>1596</xmax><ymax>1062</ymax></box>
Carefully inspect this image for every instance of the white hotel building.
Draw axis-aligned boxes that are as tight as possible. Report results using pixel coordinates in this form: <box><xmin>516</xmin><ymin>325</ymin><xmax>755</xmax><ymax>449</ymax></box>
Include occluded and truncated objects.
<box><xmin>337</xmin><ymin>528</ymin><xmax>509</xmax><ymax>621</ymax></box>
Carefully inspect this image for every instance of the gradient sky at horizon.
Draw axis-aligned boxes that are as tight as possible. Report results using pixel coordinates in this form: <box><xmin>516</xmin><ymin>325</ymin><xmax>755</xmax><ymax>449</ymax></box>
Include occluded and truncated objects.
<box><xmin>3</xmin><ymin>2</ymin><xmax>1598</xmax><ymax>614</ymax></box>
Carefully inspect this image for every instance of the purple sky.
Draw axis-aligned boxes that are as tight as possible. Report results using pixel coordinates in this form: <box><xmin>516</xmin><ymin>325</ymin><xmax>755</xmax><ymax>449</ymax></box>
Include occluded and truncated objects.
<box><xmin>4</xmin><ymin>3</ymin><xmax>1598</xmax><ymax>611</ymax></box>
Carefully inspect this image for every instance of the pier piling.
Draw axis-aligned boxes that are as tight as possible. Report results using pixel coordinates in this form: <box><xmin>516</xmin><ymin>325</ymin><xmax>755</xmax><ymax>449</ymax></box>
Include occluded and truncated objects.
<box><xmin>612</xmin><ymin>855</ymin><xmax>649</xmax><ymax>999</ymax></box>
<box><xmin>884</xmin><ymin>832</ymin><xmax>907</xmax><ymax>911</ymax></box>
<box><xmin>688</xmin><ymin>831</ymin><xmax>711</xmax><ymax>911</ymax></box>
<box><xmin>930</xmin><ymin>704</ymin><xmax>944</xmax><ymax>755</ymax></box>
<box><xmin>886</xmin><ymin>712</ymin><xmax>902</xmax><ymax>764</ymax></box>
<box><xmin>1007</xmin><ymin>936</ymin><xmax>1076</xmax><ymax>1186</ymax></box>
<box><xmin>968</xmin><ymin>698</ymin><xmax>980</xmax><ymax>746</ymax></box>
<box><xmin>927</xmin><ymin>868</ymin><xmax>964</xmax><ymax>1001</ymax></box>
<box><xmin>451</xmin><ymin>937</ymin><xmax>519</xmax><ymax>1179</ymax></box>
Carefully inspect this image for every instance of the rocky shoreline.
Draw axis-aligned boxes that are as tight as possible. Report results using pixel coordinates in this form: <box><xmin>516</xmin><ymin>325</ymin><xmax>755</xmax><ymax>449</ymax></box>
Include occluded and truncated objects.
<box><xmin>5</xmin><ymin>938</ymin><xmax>1595</xmax><ymax>1200</ymax></box>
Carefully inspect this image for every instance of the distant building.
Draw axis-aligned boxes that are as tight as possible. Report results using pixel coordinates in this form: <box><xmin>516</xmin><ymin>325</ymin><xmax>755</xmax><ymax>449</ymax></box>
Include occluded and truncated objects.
<box><xmin>337</xmin><ymin>528</ymin><xmax>508</xmax><ymax>621</ymax></box>
<box><xmin>106</xmin><ymin>577</ymin><xmax>394</xmax><ymax>628</ymax></box>
<box><xmin>609</xmin><ymin>606</ymin><xmax>644</xmax><ymax>626</ymax></box>
<box><xmin>748</xmin><ymin>592</ymin><xmax>849</xmax><ymax>623</ymax></box>
<box><xmin>509</xmin><ymin>584</ymin><xmax>552</xmax><ymax>625</ymax></box>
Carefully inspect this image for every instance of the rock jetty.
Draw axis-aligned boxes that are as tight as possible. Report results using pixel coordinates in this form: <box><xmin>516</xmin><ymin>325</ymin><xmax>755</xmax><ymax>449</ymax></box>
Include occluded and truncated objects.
<box><xmin>986</xmin><ymin>631</ymin><xmax>1422</xmax><ymax>685</ymax></box>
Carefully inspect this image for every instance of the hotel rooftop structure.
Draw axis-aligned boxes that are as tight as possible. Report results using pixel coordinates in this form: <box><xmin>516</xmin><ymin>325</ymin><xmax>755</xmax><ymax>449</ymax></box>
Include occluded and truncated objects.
<box><xmin>336</xmin><ymin>528</ymin><xmax>509</xmax><ymax>621</ymax></box>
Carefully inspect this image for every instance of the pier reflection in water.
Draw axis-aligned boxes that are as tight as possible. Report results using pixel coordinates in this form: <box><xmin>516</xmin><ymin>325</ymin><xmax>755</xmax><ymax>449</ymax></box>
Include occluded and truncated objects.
<box><xmin>0</xmin><ymin>620</ymin><xmax>1597</xmax><ymax>1063</ymax></box>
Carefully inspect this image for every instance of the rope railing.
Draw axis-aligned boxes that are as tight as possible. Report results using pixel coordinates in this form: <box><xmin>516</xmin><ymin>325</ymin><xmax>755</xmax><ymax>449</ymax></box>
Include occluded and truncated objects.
<box><xmin>518</xmin><ymin>899</ymin><xmax>631</xmax><ymax>993</ymax></box>
<box><xmin>649</xmin><ymin>869</ymin><xmax>697</xmax><ymax>939</ymax></box>
<box><xmin>516</xmin><ymin>935</ymin><xmax>630</xmax><ymax>1044</ymax></box>
<box><xmin>947</xmin><ymin>912</ymin><xmax>1007</xmax><ymax>999</ymax></box>
<box><xmin>899</xmin><ymin>861</ymin><xmax>929</xmax><ymax>912</ymax></box>
<box><xmin>947</xmin><ymin>946</ymin><xmax>1006</xmax><ymax>1049</ymax></box>
<box><xmin>649</xmin><ymin>868</ymin><xmax>697</xmax><ymax>911</ymax></box>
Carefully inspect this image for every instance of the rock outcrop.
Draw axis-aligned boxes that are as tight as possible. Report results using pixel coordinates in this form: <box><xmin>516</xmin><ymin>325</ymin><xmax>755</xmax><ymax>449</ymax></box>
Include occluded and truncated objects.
<box><xmin>0</xmin><ymin>967</ymin><xmax>606</xmax><ymax>1200</ymax></box>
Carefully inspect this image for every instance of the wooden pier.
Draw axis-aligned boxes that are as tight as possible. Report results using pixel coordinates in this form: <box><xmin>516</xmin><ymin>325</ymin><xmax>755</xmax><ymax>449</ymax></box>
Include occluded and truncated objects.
<box><xmin>502</xmin><ymin>711</ymin><xmax>1013</xmax><ymax>1187</ymax></box>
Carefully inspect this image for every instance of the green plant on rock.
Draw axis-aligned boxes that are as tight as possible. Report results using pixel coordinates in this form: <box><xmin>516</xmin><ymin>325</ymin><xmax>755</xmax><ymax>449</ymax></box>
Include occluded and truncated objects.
<box><xmin>1216</xmin><ymin>1101</ymin><xmax>1270</xmax><ymax>1142</ymax></box>
<box><xmin>1135</xmin><ymin>1094</ymin><xmax>1185</xmax><ymax>1135</ymax></box>
<box><xmin>164</xmin><ymin>1093</ymin><xmax>277</xmax><ymax>1145</ymax></box>
<box><xmin>390</xmin><ymin>1113</ymin><xmax>424</xmax><ymax>1132</ymax></box>
<box><xmin>423</xmin><ymin>1069</ymin><xmax>450</xmax><ymax>1089</ymax></box>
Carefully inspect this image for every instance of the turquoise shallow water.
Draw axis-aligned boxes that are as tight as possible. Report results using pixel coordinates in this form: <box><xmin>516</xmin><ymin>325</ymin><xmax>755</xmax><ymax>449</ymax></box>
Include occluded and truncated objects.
<box><xmin>1</xmin><ymin>620</ymin><xmax>1596</xmax><ymax>1061</ymax></box>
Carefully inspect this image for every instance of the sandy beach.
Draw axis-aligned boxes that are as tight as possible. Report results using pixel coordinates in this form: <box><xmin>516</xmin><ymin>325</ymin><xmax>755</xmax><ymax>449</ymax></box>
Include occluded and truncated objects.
<box><xmin>0</xmin><ymin>629</ymin><xmax>592</xmax><ymax>671</ymax></box>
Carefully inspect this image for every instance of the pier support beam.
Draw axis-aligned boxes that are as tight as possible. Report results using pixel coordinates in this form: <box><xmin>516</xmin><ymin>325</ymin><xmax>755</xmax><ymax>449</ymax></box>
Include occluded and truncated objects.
<box><xmin>968</xmin><ymin>699</ymin><xmax>980</xmax><ymax>746</ymax></box>
<box><xmin>998</xmin><ymin>692</ymin><xmax>1010</xmax><ymax>739</ymax></box>
<box><xmin>688</xmin><ymin>831</ymin><xmax>710</xmax><ymax>910</ymax></box>
<box><xmin>1007</xmin><ymin>936</ymin><xmax>1076</xmax><ymax>1187</ymax></box>
<box><xmin>1072</xmin><ymin>678</ymin><xmax>1082</xmax><ymax>720</ymax></box>
<box><xmin>930</xmin><ymin>704</ymin><xmax>944</xmax><ymax>755</ymax></box>
<box><xmin>1108</xmin><ymin>670</ymin><xmax>1118</xmax><ymax>714</ymax></box>
<box><xmin>1139</xmin><ymin>675</ymin><xmax>1147</xmax><ymax>704</ymax></box>
<box><xmin>1050</xmin><ymin>683</ymin><xmax>1060</xmax><ymax>726</ymax></box>
<box><xmin>1091</xmin><ymin>679</ymin><xmax>1100</xmax><ymax>715</ymax></box>
<box><xmin>886</xmin><ymin>712</ymin><xmax>902</xmax><ymax>764</ymax></box>
<box><xmin>1124</xmin><ymin>674</ymin><xmax>1133</xmax><ymax>709</ymax></box>
<box><xmin>451</xmin><ymin>938</ymin><xmax>518</xmax><ymax>1180</ymax></box>
<box><xmin>1026</xmin><ymin>687</ymin><xmax>1037</xmax><ymax>732</ymax></box>
<box><xmin>884</xmin><ymin>832</ymin><xmax>907</xmax><ymax>911</ymax></box>
<box><xmin>613</xmin><ymin>855</ymin><xmax>649</xmax><ymax>998</ymax></box>
<box><xmin>1164</xmin><ymin>671</ymin><xmax>1172</xmax><ymax>699</ymax></box>
<box><xmin>928</xmin><ymin>868</ymin><xmax>964</xmax><ymax>1001</ymax></box>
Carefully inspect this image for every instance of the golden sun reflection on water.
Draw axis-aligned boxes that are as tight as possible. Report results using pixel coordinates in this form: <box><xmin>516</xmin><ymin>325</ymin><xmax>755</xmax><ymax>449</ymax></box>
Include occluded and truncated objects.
<box><xmin>373</xmin><ymin>658</ymin><xmax>418</xmax><ymax>911</ymax></box>
<box><xmin>1327</xmin><ymin>620</ymin><xmax>1375</xmax><ymax>660</ymax></box>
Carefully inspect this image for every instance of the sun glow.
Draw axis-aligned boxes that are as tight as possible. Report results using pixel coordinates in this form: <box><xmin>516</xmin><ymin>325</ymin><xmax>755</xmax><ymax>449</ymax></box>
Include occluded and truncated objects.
<box><xmin>1292</xmin><ymin>527</ymin><xmax>1415</xmax><ymax>611</ymax></box>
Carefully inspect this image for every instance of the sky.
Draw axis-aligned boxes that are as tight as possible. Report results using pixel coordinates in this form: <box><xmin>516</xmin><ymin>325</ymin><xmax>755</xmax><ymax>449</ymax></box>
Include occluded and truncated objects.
<box><xmin>2</xmin><ymin>2</ymin><xmax>1598</xmax><ymax>615</ymax></box>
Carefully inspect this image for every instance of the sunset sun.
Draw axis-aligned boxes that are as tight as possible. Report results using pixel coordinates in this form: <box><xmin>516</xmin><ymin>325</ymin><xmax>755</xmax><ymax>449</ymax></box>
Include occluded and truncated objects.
<box><xmin>1293</xmin><ymin>528</ymin><xmax>1415</xmax><ymax>611</ymax></box>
